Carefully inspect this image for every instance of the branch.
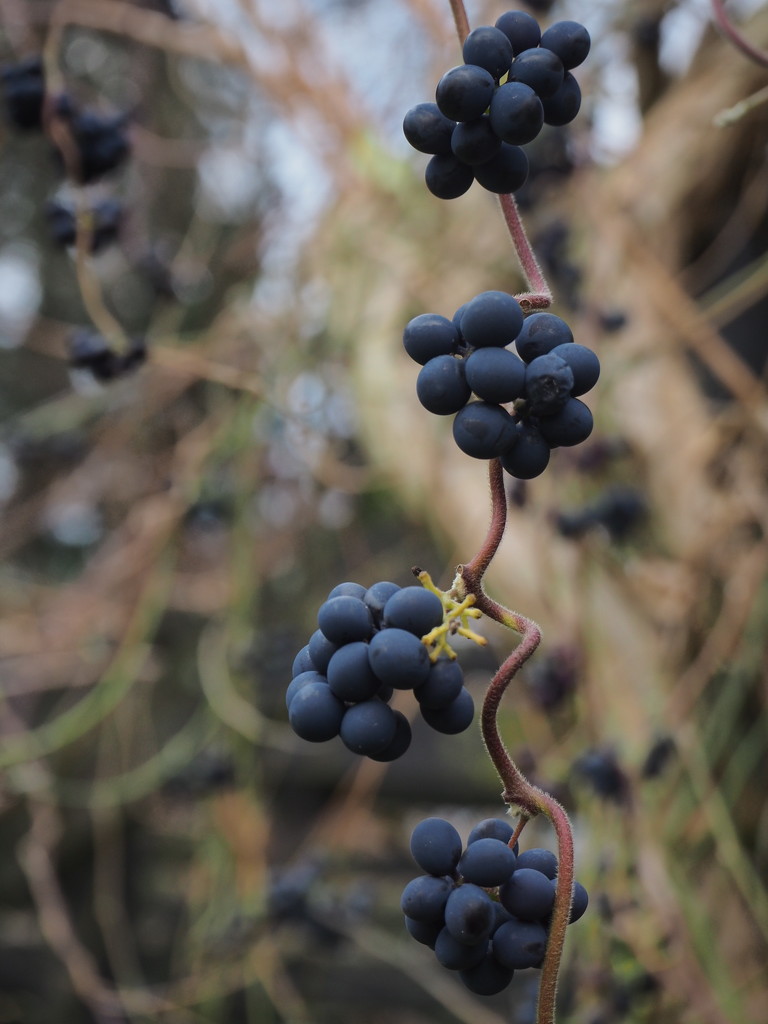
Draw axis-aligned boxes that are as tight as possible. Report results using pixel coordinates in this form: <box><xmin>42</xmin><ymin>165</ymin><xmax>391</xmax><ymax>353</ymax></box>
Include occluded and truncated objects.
<box><xmin>711</xmin><ymin>0</ymin><xmax>768</xmax><ymax>68</ymax></box>
<box><xmin>18</xmin><ymin>798</ymin><xmax>128</xmax><ymax>1024</ymax></box>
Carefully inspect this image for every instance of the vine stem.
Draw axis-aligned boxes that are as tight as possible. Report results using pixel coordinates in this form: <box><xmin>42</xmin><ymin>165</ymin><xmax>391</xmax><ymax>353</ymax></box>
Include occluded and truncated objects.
<box><xmin>711</xmin><ymin>0</ymin><xmax>768</xmax><ymax>69</ymax></box>
<box><xmin>441</xmin><ymin>4</ymin><xmax>569</xmax><ymax>1018</ymax></box>
<box><xmin>447</xmin><ymin>0</ymin><xmax>552</xmax><ymax>310</ymax></box>
<box><xmin>498</xmin><ymin>193</ymin><xmax>553</xmax><ymax>311</ymax></box>
<box><xmin>447</xmin><ymin>0</ymin><xmax>470</xmax><ymax>43</ymax></box>
<box><xmin>453</xmin><ymin>460</ymin><xmax>575</xmax><ymax>1024</ymax></box>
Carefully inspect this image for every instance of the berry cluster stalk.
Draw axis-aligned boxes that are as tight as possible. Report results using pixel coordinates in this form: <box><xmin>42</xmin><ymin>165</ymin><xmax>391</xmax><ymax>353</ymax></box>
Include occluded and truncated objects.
<box><xmin>498</xmin><ymin>193</ymin><xmax>552</xmax><ymax>311</ymax></box>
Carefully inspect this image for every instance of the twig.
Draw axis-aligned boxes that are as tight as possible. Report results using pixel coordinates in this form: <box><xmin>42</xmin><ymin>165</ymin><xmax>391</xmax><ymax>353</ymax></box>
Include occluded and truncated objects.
<box><xmin>714</xmin><ymin>81</ymin><xmax>768</xmax><ymax>126</ymax></box>
<box><xmin>711</xmin><ymin>0</ymin><xmax>768</xmax><ymax>69</ymax></box>
<box><xmin>18</xmin><ymin>797</ymin><xmax>129</xmax><ymax>1023</ymax></box>
<box><xmin>453</xmin><ymin>459</ymin><xmax>575</xmax><ymax>1024</ymax></box>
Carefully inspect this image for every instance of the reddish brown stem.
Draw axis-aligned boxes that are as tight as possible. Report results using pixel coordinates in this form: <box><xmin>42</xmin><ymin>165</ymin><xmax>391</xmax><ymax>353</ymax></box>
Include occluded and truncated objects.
<box><xmin>711</xmin><ymin>0</ymin><xmax>768</xmax><ymax>68</ymax></box>
<box><xmin>458</xmin><ymin>588</ymin><xmax>574</xmax><ymax>1024</ymax></box>
<box><xmin>447</xmin><ymin>0</ymin><xmax>470</xmax><ymax>43</ymax></box>
<box><xmin>456</xmin><ymin>460</ymin><xmax>575</xmax><ymax>1024</ymax></box>
<box><xmin>477</xmin><ymin>609</ymin><xmax>542</xmax><ymax>805</ymax></box>
<box><xmin>498</xmin><ymin>193</ymin><xmax>553</xmax><ymax>311</ymax></box>
<box><xmin>509</xmin><ymin>815</ymin><xmax>529</xmax><ymax>849</ymax></box>
<box><xmin>536</xmin><ymin>798</ymin><xmax>575</xmax><ymax>1024</ymax></box>
<box><xmin>461</xmin><ymin>458</ymin><xmax>508</xmax><ymax>580</ymax></box>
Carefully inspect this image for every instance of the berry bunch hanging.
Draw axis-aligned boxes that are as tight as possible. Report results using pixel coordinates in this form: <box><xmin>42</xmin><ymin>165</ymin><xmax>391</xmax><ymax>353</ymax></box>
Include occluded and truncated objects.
<box><xmin>402</xmin><ymin>11</ymin><xmax>590</xmax><ymax>199</ymax></box>
<box><xmin>404</xmin><ymin>293</ymin><xmax>599</xmax><ymax>479</ymax></box>
<box><xmin>286</xmin><ymin>576</ymin><xmax>485</xmax><ymax>761</ymax></box>
<box><xmin>402</xmin><ymin>817</ymin><xmax>588</xmax><ymax>995</ymax></box>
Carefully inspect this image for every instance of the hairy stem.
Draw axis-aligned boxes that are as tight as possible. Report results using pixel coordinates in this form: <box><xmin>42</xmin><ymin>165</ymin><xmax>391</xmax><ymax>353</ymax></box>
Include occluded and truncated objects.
<box><xmin>532</xmin><ymin>796</ymin><xmax>575</xmax><ymax>1024</ymax></box>
<box><xmin>498</xmin><ymin>193</ymin><xmax>553</xmax><ymax>311</ymax></box>
<box><xmin>475</xmin><ymin>607</ymin><xmax>541</xmax><ymax>807</ymax></box>
<box><xmin>461</xmin><ymin>458</ymin><xmax>508</xmax><ymax>581</ymax></box>
<box><xmin>74</xmin><ymin>203</ymin><xmax>131</xmax><ymax>353</ymax></box>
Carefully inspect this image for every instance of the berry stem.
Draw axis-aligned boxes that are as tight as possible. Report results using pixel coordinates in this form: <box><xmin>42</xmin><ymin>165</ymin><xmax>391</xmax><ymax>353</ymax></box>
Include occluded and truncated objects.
<box><xmin>535</xmin><ymin>797</ymin><xmax>575</xmax><ymax>1024</ymax></box>
<box><xmin>711</xmin><ymin>0</ymin><xmax>768</xmax><ymax>68</ymax></box>
<box><xmin>461</xmin><ymin>457</ymin><xmax>508</xmax><ymax>581</ymax></box>
<box><xmin>509</xmin><ymin>815</ymin><xmax>529</xmax><ymax>849</ymax></box>
<box><xmin>475</xmin><ymin>606</ymin><xmax>541</xmax><ymax>807</ymax></box>
<box><xmin>447</xmin><ymin>0</ymin><xmax>470</xmax><ymax>43</ymax></box>
<box><xmin>455</xmin><ymin>458</ymin><xmax>574</xmax><ymax>1024</ymax></box>
<box><xmin>498</xmin><ymin>193</ymin><xmax>553</xmax><ymax>312</ymax></box>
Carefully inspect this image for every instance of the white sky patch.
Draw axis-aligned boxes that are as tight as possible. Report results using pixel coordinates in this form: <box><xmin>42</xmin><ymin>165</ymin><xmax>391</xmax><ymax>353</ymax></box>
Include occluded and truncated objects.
<box><xmin>249</xmin><ymin>119</ymin><xmax>334</xmax><ymax>313</ymax></box>
<box><xmin>590</xmin><ymin>32</ymin><xmax>643</xmax><ymax>164</ymax></box>
<box><xmin>317</xmin><ymin>488</ymin><xmax>354</xmax><ymax>529</ymax></box>
<box><xmin>0</xmin><ymin>248</ymin><xmax>41</xmax><ymax>349</ymax></box>
<box><xmin>43</xmin><ymin>500</ymin><xmax>103</xmax><ymax>547</ymax></box>
<box><xmin>197</xmin><ymin>146</ymin><xmax>267</xmax><ymax>221</ymax></box>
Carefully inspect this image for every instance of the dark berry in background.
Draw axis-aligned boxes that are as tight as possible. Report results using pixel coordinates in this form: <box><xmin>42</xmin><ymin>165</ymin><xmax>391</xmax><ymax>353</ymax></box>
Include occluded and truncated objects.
<box><xmin>1</xmin><ymin>56</ymin><xmax>44</xmax><ymax>130</ymax></box>
<box><xmin>45</xmin><ymin>197</ymin><xmax>123</xmax><ymax>252</ymax></box>
<box><xmin>53</xmin><ymin>106</ymin><xmax>131</xmax><ymax>183</ymax></box>
<box><xmin>572</xmin><ymin>747</ymin><xmax>630</xmax><ymax>804</ymax></box>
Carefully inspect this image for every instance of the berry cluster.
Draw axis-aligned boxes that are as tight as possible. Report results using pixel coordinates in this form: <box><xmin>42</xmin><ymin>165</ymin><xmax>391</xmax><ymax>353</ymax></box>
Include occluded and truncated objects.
<box><xmin>46</xmin><ymin>198</ymin><xmax>123</xmax><ymax>253</ymax></box>
<box><xmin>403</xmin><ymin>11</ymin><xmax>590</xmax><ymax>199</ymax></box>
<box><xmin>1</xmin><ymin>56</ymin><xmax>141</xmax><ymax>382</ymax></box>
<box><xmin>68</xmin><ymin>330</ymin><xmax>147</xmax><ymax>382</ymax></box>
<box><xmin>55</xmin><ymin>103</ymin><xmax>131</xmax><ymax>184</ymax></box>
<box><xmin>554</xmin><ymin>485</ymin><xmax>647</xmax><ymax>541</ymax></box>
<box><xmin>402</xmin><ymin>817</ymin><xmax>588</xmax><ymax>995</ymax></box>
<box><xmin>404</xmin><ymin>291</ymin><xmax>599</xmax><ymax>479</ymax></box>
<box><xmin>287</xmin><ymin>580</ymin><xmax>479</xmax><ymax>761</ymax></box>
<box><xmin>0</xmin><ymin>56</ymin><xmax>45</xmax><ymax>130</ymax></box>
<box><xmin>0</xmin><ymin>60</ymin><xmax>131</xmax><ymax>182</ymax></box>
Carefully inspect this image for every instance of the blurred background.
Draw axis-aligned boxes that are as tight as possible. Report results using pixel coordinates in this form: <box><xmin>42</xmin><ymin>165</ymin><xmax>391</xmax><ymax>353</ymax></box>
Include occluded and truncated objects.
<box><xmin>0</xmin><ymin>0</ymin><xmax>767</xmax><ymax>1021</ymax></box>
